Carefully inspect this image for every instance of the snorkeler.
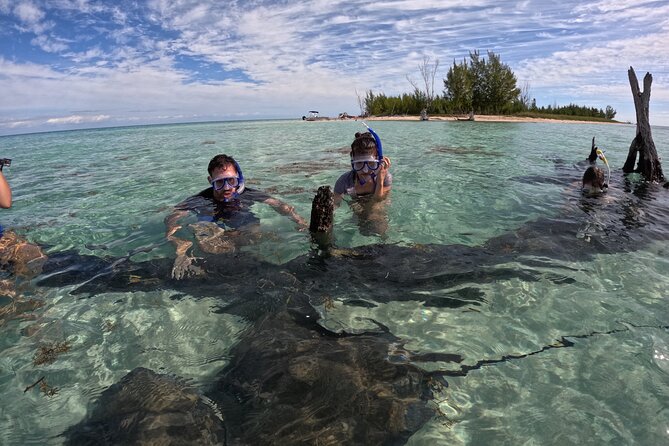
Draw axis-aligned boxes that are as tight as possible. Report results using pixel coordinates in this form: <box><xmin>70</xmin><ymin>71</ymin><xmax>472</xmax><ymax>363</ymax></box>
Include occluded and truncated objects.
<box><xmin>581</xmin><ymin>166</ymin><xmax>607</xmax><ymax>194</ymax></box>
<box><xmin>0</xmin><ymin>162</ymin><xmax>47</xmax><ymax>304</ymax></box>
<box><xmin>333</xmin><ymin>124</ymin><xmax>392</xmax><ymax>235</ymax></box>
<box><xmin>165</xmin><ymin>154</ymin><xmax>308</xmax><ymax>279</ymax></box>
<box><xmin>334</xmin><ymin>124</ymin><xmax>392</xmax><ymax>203</ymax></box>
<box><xmin>582</xmin><ymin>149</ymin><xmax>610</xmax><ymax>195</ymax></box>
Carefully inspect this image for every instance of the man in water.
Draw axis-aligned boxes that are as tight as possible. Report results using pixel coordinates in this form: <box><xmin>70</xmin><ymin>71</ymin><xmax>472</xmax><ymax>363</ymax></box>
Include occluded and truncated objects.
<box><xmin>166</xmin><ymin>154</ymin><xmax>307</xmax><ymax>279</ymax></box>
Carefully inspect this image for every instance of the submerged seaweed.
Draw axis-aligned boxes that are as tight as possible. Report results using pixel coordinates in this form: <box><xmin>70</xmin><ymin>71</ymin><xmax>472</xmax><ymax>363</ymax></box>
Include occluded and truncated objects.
<box><xmin>33</xmin><ymin>341</ymin><xmax>71</xmax><ymax>366</ymax></box>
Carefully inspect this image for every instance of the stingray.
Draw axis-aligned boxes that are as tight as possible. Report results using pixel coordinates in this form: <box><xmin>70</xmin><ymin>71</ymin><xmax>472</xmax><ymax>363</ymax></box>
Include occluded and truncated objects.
<box><xmin>34</xmin><ymin>175</ymin><xmax>669</xmax><ymax>314</ymax></box>
<box><xmin>208</xmin><ymin>308</ymin><xmax>459</xmax><ymax>446</ymax></box>
<box><xmin>427</xmin><ymin>145</ymin><xmax>502</xmax><ymax>157</ymax></box>
<box><xmin>61</xmin><ymin>277</ymin><xmax>460</xmax><ymax>446</ymax></box>
<box><xmin>63</xmin><ymin>367</ymin><xmax>226</xmax><ymax>445</ymax></box>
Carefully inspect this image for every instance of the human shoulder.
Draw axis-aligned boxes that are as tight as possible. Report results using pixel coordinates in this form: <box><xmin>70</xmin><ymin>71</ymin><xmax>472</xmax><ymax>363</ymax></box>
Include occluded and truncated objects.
<box><xmin>239</xmin><ymin>187</ymin><xmax>271</xmax><ymax>202</ymax></box>
<box><xmin>334</xmin><ymin>170</ymin><xmax>355</xmax><ymax>195</ymax></box>
<box><xmin>175</xmin><ymin>188</ymin><xmax>212</xmax><ymax>210</ymax></box>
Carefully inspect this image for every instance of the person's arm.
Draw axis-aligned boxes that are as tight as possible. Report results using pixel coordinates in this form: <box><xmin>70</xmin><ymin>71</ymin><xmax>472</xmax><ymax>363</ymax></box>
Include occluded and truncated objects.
<box><xmin>333</xmin><ymin>171</ymin><xmax>352</xmax><ymax>207</ymax></box>
<box><xmin>264</xmin><ymin>197</ymin><xmax>308</xmax><ymax>230</ymax></box>
<box><xmin>373</xmin><ymin>156</ymin><xmax>392</xmax><ymax>199</ymax></box>
<box><xmin>165</xmin><ymin>209</ymin><xmax>191</xmax><ymax>254</ymax></box>
<box><xmin>165</xmin><ymin>208</ymin><xmax>205</xmax><ymax>279</ymax></box>
<box><xmin>0</xmin><ymin>171</ymin><xmax>12</xmax><ymax>209</ymax></box>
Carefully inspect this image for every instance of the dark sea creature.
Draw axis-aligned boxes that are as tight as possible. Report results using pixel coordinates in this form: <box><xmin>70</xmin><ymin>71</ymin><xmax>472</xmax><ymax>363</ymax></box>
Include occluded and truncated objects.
<box><xmin>63</xmin><ymin>367</ymin><xmax>226</xmax><ymax>446</ymax></box>
<box><xmin>272</xmin><ymin>159</ymin><xmax>336</xmax><ymax>176</ymax></box>
<box><xmin>210</xmin><ymin>309</ymin><xmax>457</xmax><ymax>446</ymax></box>
<box><xmin>36</xmin><ymin>176</ymin><xmax>669</xmax><ymax>309</ymax></box>
<box><xmin>428</xmin><ymin>145</ymin><xmax>501</xmax><ymax>157</ymax></box>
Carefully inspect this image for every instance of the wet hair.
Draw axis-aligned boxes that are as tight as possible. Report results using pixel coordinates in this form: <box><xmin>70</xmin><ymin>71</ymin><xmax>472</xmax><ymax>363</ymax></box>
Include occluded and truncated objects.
<box><xmin>582</xmin><ymin>166</ymin><xmax>605</xmax><ymax>189</ymax></box>
<box><xmin>208</xmin><ymin>154</ymin><xmax>238</xmax><ymax>176</ymax></box>
<box><xmin>350</xmin><ymin>132</ymin><xmax>378</xmax><ymax>157</ymax></box>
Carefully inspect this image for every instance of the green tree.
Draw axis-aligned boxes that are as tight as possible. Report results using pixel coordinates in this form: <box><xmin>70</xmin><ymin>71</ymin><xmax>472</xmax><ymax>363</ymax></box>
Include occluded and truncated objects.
<box><xmin>444</xmin><ymin>50</ymin><xmax>520</xmax><ymax>114</ymax></box>
<box><xmin>605</xmin><ymin>105</ymin><xmax>617</xmax><ymax>120</ymax></box>
<box><xmin>469</xmin><ymin>50</ymin><xmax>487</xmax><ymax>113</ymax></box>
<box><xmin>485</xmin><ymin>51</ymin><xmax>520</xmax><ymax>113</ymax></box>
<box><xmin>443</xmin><ymin>58</ymin><xmax>473</xmax><ymax>113</ymax></box>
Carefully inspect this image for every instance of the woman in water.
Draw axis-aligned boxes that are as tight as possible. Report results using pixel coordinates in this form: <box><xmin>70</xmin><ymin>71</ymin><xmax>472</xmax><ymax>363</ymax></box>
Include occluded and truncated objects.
<box><xmin>334</xmin><ymin>125</ymin><xmax>392</xmax><ymax>235</ymax></box>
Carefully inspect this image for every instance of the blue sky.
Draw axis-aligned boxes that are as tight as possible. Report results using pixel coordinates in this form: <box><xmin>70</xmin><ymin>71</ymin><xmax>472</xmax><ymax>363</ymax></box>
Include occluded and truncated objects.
<box><xmin>1</xmin><ymin>0</ymin><xmax>668</xmax><ymax>135</ymax></box>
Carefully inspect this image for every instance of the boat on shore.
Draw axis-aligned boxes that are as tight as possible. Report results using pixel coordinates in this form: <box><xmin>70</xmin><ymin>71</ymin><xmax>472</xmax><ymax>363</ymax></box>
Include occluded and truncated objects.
<box><xmin>302</xmin><ymin>110</ymin><xmax>320</xmax><ymax>121</ymax></box>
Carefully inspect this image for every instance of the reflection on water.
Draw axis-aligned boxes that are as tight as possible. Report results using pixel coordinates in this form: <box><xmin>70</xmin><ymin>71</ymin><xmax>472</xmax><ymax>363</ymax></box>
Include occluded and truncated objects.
<box><xmin>1</xmin><ymin>120</ymin><xmax>669</xmax><ymax>445</ymax></box>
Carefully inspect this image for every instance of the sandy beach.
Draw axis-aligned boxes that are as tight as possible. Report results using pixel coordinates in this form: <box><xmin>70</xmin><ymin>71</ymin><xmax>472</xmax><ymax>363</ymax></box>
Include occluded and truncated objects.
<box><xmin>364</xmin><ymin>115</ymin><xmax>625</xmax><ymax>125</ymax></box>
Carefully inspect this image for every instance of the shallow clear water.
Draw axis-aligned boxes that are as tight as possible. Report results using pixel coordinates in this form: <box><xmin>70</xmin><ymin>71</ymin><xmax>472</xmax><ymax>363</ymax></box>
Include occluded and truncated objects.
<box><xmin>1</xmin><ymin>120</ymin><xmax>668</xmax><ymax>444</ymax></box>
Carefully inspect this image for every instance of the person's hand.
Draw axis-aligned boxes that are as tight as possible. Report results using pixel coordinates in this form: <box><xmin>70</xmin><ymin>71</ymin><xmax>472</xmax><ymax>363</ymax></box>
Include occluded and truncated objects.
<box><xmin>295</xmin><ymin>216</ymin><xmax>309</xmax><ymax>232</ymax></box>
<box><xmin>171</xmin><ymin>253</ymin><xmax>205</xmax><ymax>280</ymax></box>
<box><xmin>377</xmin><ymin>156</ymin><xmax>390</xmax><ymax>182</ymax></box>
<box><xmin>381</xmin><ymin>156</ymin><xmax>391</xmax><ymax>170</ymax></box>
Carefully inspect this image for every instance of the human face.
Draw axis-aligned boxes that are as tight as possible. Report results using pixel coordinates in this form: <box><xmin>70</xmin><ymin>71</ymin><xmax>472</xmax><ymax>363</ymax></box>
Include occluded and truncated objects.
<box><xmin>208</xmin><ymin>164</ymin><xmax>239</xmax><ymax>202</ymax></box>
<box><xmin>351</xmin><ymin>154</ymin><xmax>379</xmax><ymax>179</ymax></box>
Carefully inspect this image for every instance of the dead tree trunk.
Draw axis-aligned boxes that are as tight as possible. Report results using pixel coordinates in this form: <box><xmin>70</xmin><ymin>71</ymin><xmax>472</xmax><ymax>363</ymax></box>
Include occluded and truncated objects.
<box><xmin>623</xmin><ymin>67</ymin><xmax>664</xmax><ymax>182</ymax></box>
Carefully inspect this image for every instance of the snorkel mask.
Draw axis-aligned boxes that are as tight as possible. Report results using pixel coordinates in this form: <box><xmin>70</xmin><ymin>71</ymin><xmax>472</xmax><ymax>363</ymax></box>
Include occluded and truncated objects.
<box><xmin>211</xmin><ymin>160</ymin><xmax>245</xmax><ymax>202</ymax></box>
<box><xmin>353</xmin><ymin>122</ymin><xmax>384</xmax><ymax>185</ymax></box>
<box><xmin>596</xmin><ymin>148</ymin><xmax>610</xmax><ymax>187</ymax></box>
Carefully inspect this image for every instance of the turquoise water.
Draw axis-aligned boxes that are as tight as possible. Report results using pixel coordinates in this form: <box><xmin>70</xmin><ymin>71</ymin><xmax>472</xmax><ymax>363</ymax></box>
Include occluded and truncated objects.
<box><xmin>1</xmin><ymin>120</ymin><xmax>668</xmax><ymax>444</ymax></box>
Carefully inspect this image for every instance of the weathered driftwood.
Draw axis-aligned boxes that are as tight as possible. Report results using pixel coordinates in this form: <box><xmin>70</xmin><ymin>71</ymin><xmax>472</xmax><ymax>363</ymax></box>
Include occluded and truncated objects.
<box><xmin>309</xmin><ymin>185</ymin><xmax>334</xmax><ymax>249</ymax></box>
<box><xmin>623</xmin><ymin>67</ymin><xmax>664</xmax><ymax>182</ymax></box>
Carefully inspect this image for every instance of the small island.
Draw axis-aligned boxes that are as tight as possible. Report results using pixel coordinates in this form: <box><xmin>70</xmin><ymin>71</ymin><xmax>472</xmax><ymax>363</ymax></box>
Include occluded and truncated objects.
<box><xmin>350</xmin><ymin>50</ymin><xmax>620</xmax><ymax>125</ymax></box>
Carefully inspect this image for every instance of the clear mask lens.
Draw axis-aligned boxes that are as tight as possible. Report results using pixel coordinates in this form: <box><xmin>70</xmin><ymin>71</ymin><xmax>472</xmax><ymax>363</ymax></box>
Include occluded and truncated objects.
<box><xmin>212</xmin><ymin>177</ymin><xmax>239</xmax><ymax>191</ymax></box>
<box><xmin>352</xmin><ymin>160</ymin><xmax>379</xmax><ymax>171</ymax></box>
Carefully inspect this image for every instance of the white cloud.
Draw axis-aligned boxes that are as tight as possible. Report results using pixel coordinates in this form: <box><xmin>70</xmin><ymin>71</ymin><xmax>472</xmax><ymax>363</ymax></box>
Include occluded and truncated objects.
<box><xmin>516</xmin><ymin>29</ymin><xmax>669</xmax><ymax>89</ymax></box>
<box><xmin>45</xmin><ymin>114</ymin><xmax>110</xmax><ymax>124</ymax></box>
<box><xmin>31</xmin><ymin>34</ymin><xmax>68</xmax><ymax>52</ymax></box>
<box><xmin>13</xmin><ymin>1</ymin><xmax>44</xmax><ymax>24</ymax></box>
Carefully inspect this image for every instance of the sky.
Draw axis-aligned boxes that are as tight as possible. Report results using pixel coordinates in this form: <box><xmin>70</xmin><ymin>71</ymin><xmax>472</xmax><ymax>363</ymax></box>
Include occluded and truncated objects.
<box><xmin>0</xmin><ymin>0</ymin><xmax>668</xmax><ymax>135</ymax></box>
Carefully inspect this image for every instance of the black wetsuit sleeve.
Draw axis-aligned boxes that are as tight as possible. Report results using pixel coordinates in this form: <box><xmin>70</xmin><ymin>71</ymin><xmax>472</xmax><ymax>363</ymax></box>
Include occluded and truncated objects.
<box><xmin>242</xmin><ymin>188</ymin><xmax>271</xmax><ymax>203</ymax></box>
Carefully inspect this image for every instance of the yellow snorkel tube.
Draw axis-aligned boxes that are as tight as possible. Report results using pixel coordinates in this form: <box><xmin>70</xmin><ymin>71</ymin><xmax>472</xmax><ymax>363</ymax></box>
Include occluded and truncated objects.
<box><xmin>596</xmin><ymin>148</ymin><xmax>610</xmax><ymax>187</ymax></box>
